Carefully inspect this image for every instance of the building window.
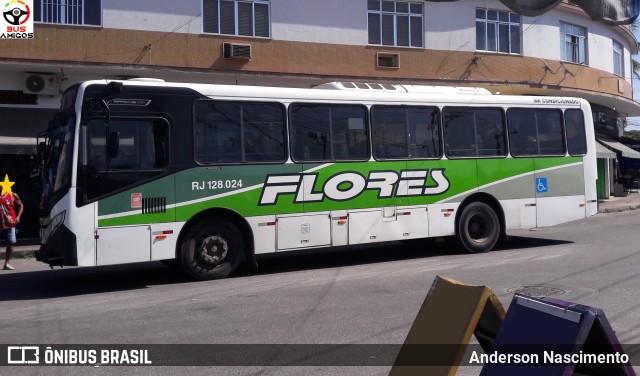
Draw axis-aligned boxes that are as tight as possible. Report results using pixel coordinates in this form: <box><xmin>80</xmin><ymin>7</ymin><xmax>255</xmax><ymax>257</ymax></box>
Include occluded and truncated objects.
<box><xmin>475</xmin><ymin>8</ymin><xmax>521</xmax><ymax>54</ymax></box>
<box><xmin>561</xmin><ymin>22</ymin><xmax>587</xmax><ymax>64</ymax></box>
<box><xmin>203</xmin><ymin>0</ymin><xmax>270</xmax><ymax>37</ymax></box>
<box><xmin>34</xmin><ymin>0</ymin><xmax>101</xmax><ymax>25</ymax></box>
<box><xmin>613</xmin><ymin>40</ymin><xmax>623</xmax><ymax>76</ymax></box>
<box><xmin>368</xmin><ymin>1</ymin><xmax>423</xmax><ymax>48</ymax></box>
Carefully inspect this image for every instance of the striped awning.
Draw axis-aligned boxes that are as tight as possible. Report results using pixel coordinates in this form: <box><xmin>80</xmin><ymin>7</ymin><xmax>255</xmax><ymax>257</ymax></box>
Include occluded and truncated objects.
<box><xmin>598</xmin><ymin>139</ymin><xmax>640</xmax><ymax>159</ymax></box>
<box><xmin>0</xmin><ymin>136</ymin><xmax>38</xmax><ymax>155</ymax></box>
<box><xmin>595</xmin><ymin>140</ymin><xmax>616</xmax><ymax>159</ymax></box>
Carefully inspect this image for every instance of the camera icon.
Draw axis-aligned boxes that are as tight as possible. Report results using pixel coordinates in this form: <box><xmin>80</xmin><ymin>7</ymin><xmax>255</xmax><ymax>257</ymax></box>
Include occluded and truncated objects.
<box><xmin>7</xmin><ymin>346</ymin><xmax>40</xmax><ymax>364</ymax></box>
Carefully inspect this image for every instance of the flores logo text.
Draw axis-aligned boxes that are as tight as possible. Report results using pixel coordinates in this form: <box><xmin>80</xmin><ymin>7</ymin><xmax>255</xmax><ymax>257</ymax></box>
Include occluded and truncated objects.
<box><xmin>259</xmin><ymin>169</ymin><xmax>450</xmax><ymax>205</ymax></box>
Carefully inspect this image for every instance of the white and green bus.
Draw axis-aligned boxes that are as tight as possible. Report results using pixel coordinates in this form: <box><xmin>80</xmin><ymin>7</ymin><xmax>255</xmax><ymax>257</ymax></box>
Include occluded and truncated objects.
<box><xmin>36</xmin><ymin>79</ymin><xmax>597</xmax><ymax>280</ymax></box>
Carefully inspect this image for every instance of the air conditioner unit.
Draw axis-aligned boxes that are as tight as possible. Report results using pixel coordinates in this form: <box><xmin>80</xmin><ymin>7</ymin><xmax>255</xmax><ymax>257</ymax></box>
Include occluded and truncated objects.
<box><xmin>223</xmin><ymin>43</ymin><xmax>251</xmax><ymax>60</ymax></box>
<box><xmin>24</xmin><ymin>74</ymin><xmax>59</xmax><ymax>95</ymax></box>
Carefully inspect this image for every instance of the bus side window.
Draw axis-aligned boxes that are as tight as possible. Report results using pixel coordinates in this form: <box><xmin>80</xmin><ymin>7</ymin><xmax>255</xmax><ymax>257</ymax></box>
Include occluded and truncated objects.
<box><xmin>537</xmin><ymin>111</ymin><xmax>564</xmax><ymax>155</ymax></box>
<box><xmin>195</xmin><ymin>100</ymin><xmax>285</xmax><ymax>164</ymax></box>
<box><xmin>474</xmin><ymin>109</ymin><xmax>505</xmax><ymax>157</ymax></box>
<box><xmin>290</xmin><ymin>104</ymin><xmax>368</xmax><ymax>162</ymax></box>
<box><xmin>508</xmin><ymin>109</ymin><xmax>538</xmax><ymax>156</ymax></box>
<box><xmin>444</xmin><ymin>107</ymin><xmax>476</xmax><ymax>158</ymax></box>
<box><xmin>372</xmin><ymin>105</ymin><xmax>442</xmax><ymax>160</ymax></box>
<box><xmin>408</xmin><ymin>107</ymin><xmax>441</xmax><ymax>159</ymax></box>
<box><xmin>566</xmin><ymin>109</ymin><xmax>587</xmax><ymax>156</ymax></box>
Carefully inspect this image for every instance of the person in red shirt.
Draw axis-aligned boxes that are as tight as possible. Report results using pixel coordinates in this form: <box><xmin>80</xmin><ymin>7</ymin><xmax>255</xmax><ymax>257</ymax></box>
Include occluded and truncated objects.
<box><xmin>1</xmin><ymin>191</ymin><xmax>23</xmax><ymax>270</ymax></box>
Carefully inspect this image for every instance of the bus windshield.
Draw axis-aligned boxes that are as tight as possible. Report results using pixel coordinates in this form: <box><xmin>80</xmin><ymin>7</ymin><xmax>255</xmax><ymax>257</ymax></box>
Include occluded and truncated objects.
<box><xmin>41</xmin><ymin>114</ymin><xmax>76</xmax><ymax>211</ymax></box>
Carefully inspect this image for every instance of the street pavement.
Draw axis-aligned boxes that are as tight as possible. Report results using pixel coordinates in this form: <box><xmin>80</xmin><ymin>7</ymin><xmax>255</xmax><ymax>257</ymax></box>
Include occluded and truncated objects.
<box><xmin>2</xmin><ymin>193</ymin><xmax>640</xmax><ymax>260</ymax></box>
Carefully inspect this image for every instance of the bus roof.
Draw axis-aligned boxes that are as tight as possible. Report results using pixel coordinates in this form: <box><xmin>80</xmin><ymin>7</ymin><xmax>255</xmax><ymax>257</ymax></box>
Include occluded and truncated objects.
<box><xmin>84</xmin><ymin>79</ymin><xmax>586</xmax><ymax>109</ymax></box>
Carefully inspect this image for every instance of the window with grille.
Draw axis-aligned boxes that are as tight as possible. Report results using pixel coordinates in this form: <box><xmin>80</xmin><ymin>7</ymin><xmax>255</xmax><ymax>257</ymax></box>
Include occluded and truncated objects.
<box><xmin>203</xmin><ymin>0</ymin><xmax>270</xmax><ymax>37</ymax></box>
<box><xmin>561</xmin><ymin>22</ymin><xmax>587</xmax><ymax>64</ymax></box>
<box><xmin>34</xmin><ymin>0</ymin><xmax>101</xmax><ymax>26</ymax></box>
<box><xmin>368</xmin><ymin>0</ymin><xmax>423</xmax><ymax>48</ymax></box>
<box><xmin>475</xmin><ymin>8</ymin><xmax>521</xmax><ymax>54</ymax></box>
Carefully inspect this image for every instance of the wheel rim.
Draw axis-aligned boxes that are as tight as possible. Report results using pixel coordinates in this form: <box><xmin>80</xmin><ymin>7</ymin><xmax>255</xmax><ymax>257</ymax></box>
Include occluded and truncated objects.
<box><xmin>467</xmin><ymin>211</ymin><xmax>491</xmax><ymax>243</ymax></box>
<box><xmin>197</xmin><ymin>233</ymin><xmax>229</xmax><ymax>267</ymax></box>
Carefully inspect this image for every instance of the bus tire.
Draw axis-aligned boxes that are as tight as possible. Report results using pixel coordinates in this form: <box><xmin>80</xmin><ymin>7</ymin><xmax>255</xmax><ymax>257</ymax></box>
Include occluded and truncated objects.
<box><xmin>179</xmin><ymin>219</ymin><xmax>243</xmax><ymax>280</ymax></box>
<box><xmin>457</xmin><ymin>202</ymin><xmax>500</xmax><ymax>254</ymax></box>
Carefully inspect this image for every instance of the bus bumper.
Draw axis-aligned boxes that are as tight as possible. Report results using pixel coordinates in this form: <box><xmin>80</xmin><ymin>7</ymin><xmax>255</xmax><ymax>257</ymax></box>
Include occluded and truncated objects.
<box><xmin>36</xmin><ymin>224</ymin><xmax>78</xmax><ymax>267</ymax></box>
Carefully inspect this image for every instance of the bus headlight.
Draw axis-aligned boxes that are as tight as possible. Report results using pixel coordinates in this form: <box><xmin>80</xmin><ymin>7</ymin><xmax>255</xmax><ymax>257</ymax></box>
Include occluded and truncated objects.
<box><xmin>41</xmin><ymin>210</ymin><xmax>66</xmax><ymax>244</ymax></box>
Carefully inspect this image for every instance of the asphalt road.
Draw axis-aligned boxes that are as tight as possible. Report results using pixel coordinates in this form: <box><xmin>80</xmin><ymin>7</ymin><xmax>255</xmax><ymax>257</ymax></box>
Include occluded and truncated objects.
<box><xmin>1</xmin><ymin>210</ymin><xmax>640</xmax><ymax>375</ymax></box>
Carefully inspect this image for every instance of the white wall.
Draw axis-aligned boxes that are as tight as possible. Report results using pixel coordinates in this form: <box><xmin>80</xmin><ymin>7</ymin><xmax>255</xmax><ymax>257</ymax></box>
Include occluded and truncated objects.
<box><xmin>424</xmin><ymin>0</ymin><xmax>483</xmax><ymax>52</ymax></box>
<box><xmin>102</xmin><ymin>0</ymin><xmax>203</xmax><ymax>34</ymax></box>
<box><xmin>97</xmin><ymin>0</ymin><xmax>635</xmax><ymax>81</ymax></box>
<box><xmin>271</xmin><ymin>0</ymin><xmax>366</xmax><ymax>44</ymax></box>
<box><xmin>522</xmin><ymin>6</ymin><xmax>633</xmax><ymax>84</ymax></box>
<box><xmin>0</xmin><ymin>72</ymin><xmax>61</xmax><ymax>109</ymax></box>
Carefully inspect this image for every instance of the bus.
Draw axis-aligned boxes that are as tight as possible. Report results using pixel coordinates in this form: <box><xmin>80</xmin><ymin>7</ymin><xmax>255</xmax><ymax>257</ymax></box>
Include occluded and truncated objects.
<box><xmin>36</xmin><ymin>79</ymin><xmax>597</xmax><ymax>280</ymax></box>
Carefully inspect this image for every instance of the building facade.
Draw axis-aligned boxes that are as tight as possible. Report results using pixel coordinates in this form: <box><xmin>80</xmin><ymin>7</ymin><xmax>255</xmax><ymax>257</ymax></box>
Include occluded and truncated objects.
<box><xmin>1</xmin><ymin>0</ymin><xmax>639</xmax><ymax>236</ymax></box>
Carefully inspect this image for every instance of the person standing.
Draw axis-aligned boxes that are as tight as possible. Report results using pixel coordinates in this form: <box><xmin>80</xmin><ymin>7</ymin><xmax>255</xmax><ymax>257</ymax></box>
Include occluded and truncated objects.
<box><xmin>1</xmin><ymin>185</ymin><xmax>23</xmax><ymax>271</ymax></box>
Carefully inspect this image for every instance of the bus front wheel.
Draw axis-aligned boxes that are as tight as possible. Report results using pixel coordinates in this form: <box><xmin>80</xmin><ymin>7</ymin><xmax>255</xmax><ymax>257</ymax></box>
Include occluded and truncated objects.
<box><xmin>457</xmin><ymin>202</ymin><xmax>500</xmax><ymax>254</ymax></box>
<box><xmin>180</xmin><ymin>219</ymin><xmax>243</xmax><ymax>280</ymax></box>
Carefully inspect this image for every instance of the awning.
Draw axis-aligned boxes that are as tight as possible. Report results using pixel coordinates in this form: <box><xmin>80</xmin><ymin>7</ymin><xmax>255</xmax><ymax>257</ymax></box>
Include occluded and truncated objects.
<box><xmin>598</xmin><ymin>139</ymin><xmax>640</xmax><ymax>159</ymax></box>
<box><xmin>595</xmin><ymin>141</ymin><xmax>617</xmax><ymax>159</ymax></box>
<box><xmin>0</xmin><ymin>136</ymin><xmax>38</xmax><ymax>155</ymax></box>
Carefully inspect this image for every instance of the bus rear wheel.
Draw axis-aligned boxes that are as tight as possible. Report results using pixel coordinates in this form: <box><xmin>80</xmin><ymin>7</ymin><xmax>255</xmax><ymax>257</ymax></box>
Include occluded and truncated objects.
<box><xmin>179</xmin><ymin>219</ymin><xmax>243</xmax><ymax>280</ymax></box>
<box><xmin>457</xmin><ymin>202</ymin><xmax>500</xmax><ymax>254</ymax></box>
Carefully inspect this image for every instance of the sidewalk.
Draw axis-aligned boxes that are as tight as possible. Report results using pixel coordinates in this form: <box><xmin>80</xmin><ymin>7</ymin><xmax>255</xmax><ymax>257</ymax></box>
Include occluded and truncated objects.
<box><xmin>2</xmin><ymin>196</ymin><xmax>638</xmax><ymax>261</ymax></box>
<box><xmin>0</xmin><ymin>239</ymin><xmax>39</xmax><ymax>261</ymax></box>
<box><xmin>597</xmin><ymin>192</ymin><xmax>640</xmax><ymax>213</ymax></box>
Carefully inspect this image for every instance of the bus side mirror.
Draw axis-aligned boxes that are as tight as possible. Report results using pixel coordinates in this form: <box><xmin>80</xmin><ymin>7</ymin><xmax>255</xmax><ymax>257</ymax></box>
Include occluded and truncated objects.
<box><xmin>108</xmin><ymin>131</ymin><xmax>120</xmax><ymax>159</ymax></box>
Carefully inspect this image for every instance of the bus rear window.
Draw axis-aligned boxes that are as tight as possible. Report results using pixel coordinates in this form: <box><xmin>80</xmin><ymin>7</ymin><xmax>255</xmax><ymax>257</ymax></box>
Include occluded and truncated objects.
<box><xmin>194</xmin><ymin>100</ymin><xmax>286</xmax><ymax>164</ymax></box>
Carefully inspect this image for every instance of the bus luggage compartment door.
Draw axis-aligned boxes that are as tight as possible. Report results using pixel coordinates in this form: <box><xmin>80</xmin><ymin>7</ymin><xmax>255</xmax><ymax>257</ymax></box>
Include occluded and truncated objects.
<box><xmin>277</xmin><ymin>214</ymin><xmax>331</xmax><ymax>250</ymax></box>
<box><xmin>348</xmin><ymin>207</ymin><xmax>427</xmax><ymax>244</ymax></box>
<box><xmin>96</xmin><ymin>225</ymin><xmax>151</xmax><ymax>265</ymax></box>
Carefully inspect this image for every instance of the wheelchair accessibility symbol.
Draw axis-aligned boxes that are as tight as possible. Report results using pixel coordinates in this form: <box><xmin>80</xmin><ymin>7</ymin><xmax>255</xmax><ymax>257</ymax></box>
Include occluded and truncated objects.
<box><xmin>536</xmin><ymin>177</ymin><xmax>548</xmax><ymax>193</ymax></box>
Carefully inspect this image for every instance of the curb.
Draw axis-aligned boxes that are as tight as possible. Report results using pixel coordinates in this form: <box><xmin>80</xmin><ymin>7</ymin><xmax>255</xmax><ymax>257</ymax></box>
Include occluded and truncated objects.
<box><xmin>598</xmin><ymin>204</ymin><xmax>640</xmax><ymax>214</ymax></box>
<box><xmin>0</xmin><ymin>245</ymin><xmax>39</xmax><ymax>260</ymax></box>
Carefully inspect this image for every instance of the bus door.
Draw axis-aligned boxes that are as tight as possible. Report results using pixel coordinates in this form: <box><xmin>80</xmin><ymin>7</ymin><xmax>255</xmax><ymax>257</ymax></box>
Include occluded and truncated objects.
<box><xmin>533</xmin><ymin>110</ymin><xmax>586</xmax><ymax>227</ymax></box>
<box><xmin>80</xmin><ymin>116</ymin><xmax>173</xmax><ymax>265</ymax></box>
<box><xmin>534</xmin><ymin>158</ymin><xmax>586</xmax><ymax>228</ymax></box>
